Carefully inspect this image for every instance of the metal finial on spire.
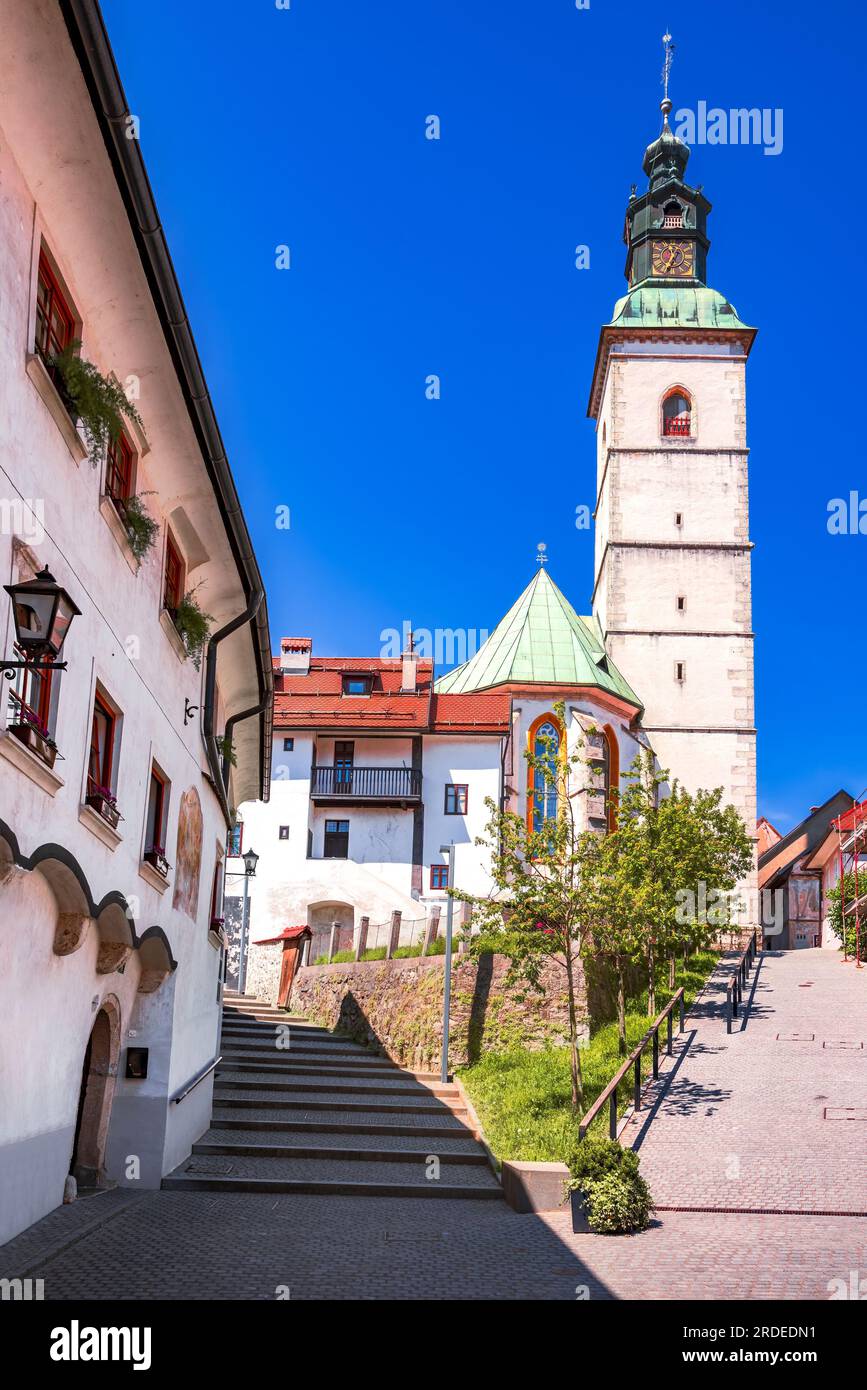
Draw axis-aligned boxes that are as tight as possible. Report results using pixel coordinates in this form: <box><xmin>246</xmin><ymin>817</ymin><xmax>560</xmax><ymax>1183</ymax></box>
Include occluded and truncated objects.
<box><xmin>661</xmin><ymin>31</ymin><xmax>675</xmax><ymax>124</ymax></box>
<box><xmin>536</xmin><ymin>542</ymin><xmax>549</xmax><ymax>568</ymax></box>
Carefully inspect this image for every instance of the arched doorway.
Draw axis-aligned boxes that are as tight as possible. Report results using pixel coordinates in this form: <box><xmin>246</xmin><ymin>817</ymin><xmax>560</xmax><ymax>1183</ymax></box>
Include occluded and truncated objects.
<box><xmin>70</xmin><ymin>997</ymin><xmax>121</xmax><ymax>1189</ymax></box>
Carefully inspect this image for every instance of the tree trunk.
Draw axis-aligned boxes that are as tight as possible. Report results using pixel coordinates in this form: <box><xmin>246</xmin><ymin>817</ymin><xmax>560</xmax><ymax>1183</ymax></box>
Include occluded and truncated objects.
<box><xmin>647</xmin><ymin>940</ymin><xmax>656</xmax><ymax>1018</ymax></box>
<box><xmin>616</xmin><ymin>965</ymin><xmax>627</xmax><ymax>1056</ymax></box>
<box><xmin>668</xmin><ymin>952</ymin><xmax>676</xmax><ymax>990</ymax></box>
<box><xmin>563</xmin><ymin>950</ymin><xmax>585</xmax><ymax>1111</ymax></box>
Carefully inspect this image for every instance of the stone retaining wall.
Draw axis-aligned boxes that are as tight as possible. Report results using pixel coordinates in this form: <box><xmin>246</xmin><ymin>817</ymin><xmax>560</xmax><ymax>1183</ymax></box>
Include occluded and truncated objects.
<box><xmin>289</xmin><ymin>953</ymin><xmax>585</xmax><ymax>1070</ymax></box>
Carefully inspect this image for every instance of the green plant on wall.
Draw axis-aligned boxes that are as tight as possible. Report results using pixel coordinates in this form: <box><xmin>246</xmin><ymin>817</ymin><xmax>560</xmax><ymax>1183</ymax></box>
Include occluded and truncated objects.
<box><xmin>121</xmin><ymin>493</ymin><xmax>159</xmax><ymax>567</ymax></box>
<box><xmin>170</xmin><ymin>586</ymin><xmax>213</xmax><ymax>669</ymax></box>
<box><xmin>48</xmin><ymin>341</ymin><xmax>143</xmax><ymax>464</ymax></box>
<box><xmin>216</xmin><ymin>733</ymin><xmax>237</xmax><ymax>768</ymax></box>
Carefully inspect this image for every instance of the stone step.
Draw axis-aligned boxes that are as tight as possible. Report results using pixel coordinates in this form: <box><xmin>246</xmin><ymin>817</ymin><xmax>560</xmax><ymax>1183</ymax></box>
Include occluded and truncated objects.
<box><xmin>176</xmin><ymin>1152</ymin><xmax>498</xmax><ymax>1189</ymax></box>
<box><xmin>195</xmin><ymin>1126</ymin><xmax>483</xmax><ymax>1155</ymax></box>
<box><xmin>220</xmin><ymin>1025</ymin><xmax>365</xmax><ymax>1048</ymax></box>
<box><xmin>162</xmin><ymin>1172</ymin><xmax>503</xmax><ymax>1200</ymax></box>
<box><xmin>222</xmin><ymin>1010</ymin><xmax>325</xmax><ymax>1027</ymax></box>
<box><xmin>213</xmin><ymin>1072</ymin><xmax>459</xmax><ymax>1099</ymax></box>
<box><xmin>210</xmin><ymin>1115</ymin><xmax>474</xmax><ymax>1140</ymax></box>
<box><xmin>192</xmin><ymin>1140</ymin><xmax>489</xmax><ymax>1166</ymax></box>
<box><xmin>213</xmin><ymin>1094</ymin><xmax>468</xmax><ymax>1118</ymax></box>
<box><xmin>218</xmin><ymin>1057</ymin><xmax>439</xmax><ymax>1081</ymax></box>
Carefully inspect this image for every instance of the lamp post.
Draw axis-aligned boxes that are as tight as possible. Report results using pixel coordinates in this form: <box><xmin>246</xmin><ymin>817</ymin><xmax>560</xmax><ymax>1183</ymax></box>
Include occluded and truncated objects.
<box><xmin>439</xmin><ymin>842</ymin><xmax>456</xmax><ymax>1084</ymax></box>
<box><xmin>1</xmin><ymin>566</ymin><xmax>81</xmax><ymax>677</ymax></box>
<box><xmin>225</xmin><ymin>847</ymin><xmax>258</xmax><ymax>994</ymax></box>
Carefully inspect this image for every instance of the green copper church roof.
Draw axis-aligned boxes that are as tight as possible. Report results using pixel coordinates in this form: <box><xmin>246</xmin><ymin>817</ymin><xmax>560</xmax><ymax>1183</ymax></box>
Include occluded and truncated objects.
<box><xmin>434</xmin><ymin>569</ymin><xmax>642</xmax><ymax>710</ymax></box>
<box><xmin>608</xmin><ymin>282</ymin><xmax>752</xmax><ymax>332</ymax></box>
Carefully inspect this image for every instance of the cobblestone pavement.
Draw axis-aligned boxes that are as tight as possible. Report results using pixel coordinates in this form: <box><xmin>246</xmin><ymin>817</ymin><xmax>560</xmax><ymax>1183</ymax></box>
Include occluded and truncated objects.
<box><xmin>2</xmin><ymin>1188</ymin><xmax>863</xmax><ymax>1300</ymax></box>
<box><xmin>2</xmin><ymin>958</ymin><xmax>865</xmax><ymax>1299</ymax></box>
<box><xmin>619</xmin><ymin>949</ymin><xmax>867</xmax><ymax>1213</ymax></box>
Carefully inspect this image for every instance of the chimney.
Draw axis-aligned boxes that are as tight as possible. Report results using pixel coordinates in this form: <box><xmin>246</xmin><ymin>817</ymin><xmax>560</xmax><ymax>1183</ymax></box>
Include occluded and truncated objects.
<box><xmin>280</xmin><ymin>637</ymin><xmax>312</xmax><ymax>675</ymax></box>
<box><xmin>401</xmin><ymin>630</ymin><xmax>418</xmax><ymax>692</ymax></box>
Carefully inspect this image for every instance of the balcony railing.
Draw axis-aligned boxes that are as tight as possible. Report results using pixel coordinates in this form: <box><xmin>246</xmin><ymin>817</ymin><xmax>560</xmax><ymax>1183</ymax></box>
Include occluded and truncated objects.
<box><xmin>663</xmin><ymin>415</ymin><xmax>691</xmax><ymax>437</ymax></box>
<box><xmin>310</xmin><ymin>765</ymin><xmax>422</xmax><ymax>801</ymax></box>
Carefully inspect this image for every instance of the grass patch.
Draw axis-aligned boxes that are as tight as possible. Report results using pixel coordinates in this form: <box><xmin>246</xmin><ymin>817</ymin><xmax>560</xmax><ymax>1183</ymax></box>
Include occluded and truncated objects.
<box><xmin>360</xmin><ymin>946</ymin><xmax>387</xmax><ymax>962</ymax></box>
<box><xmin>458</xmin><ymin>950</ymin><xmax>719</xmax><ymax>1163</ymax></box>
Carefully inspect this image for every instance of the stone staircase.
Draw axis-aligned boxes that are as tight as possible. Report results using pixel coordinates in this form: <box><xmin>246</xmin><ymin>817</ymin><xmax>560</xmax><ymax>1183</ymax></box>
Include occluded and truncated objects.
<box><xmin>162</xmin><ymin>992</ymin><xmax>503</xmax><ymax>1201</ymax></box>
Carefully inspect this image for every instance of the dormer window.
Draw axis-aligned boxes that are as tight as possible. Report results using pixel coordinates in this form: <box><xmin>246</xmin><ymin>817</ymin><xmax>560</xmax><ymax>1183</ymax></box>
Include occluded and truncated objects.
<box><xmin>342</xmin><ymin>674</ymin><xmax>372</xmax><ymax>696</ymax></box>
<box><xmin>662</xmin><ymin>201</ymin><xmax>684</xmax><ymax>228</ymax></box>
<box><xmin>663</xmin><ymin>389</ymin><xmax>692</xmax><ymax>438</ymax></box>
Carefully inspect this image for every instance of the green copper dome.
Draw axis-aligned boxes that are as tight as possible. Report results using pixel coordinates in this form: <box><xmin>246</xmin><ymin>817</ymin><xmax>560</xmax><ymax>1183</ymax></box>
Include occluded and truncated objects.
<box><xmin>434</xmin><ymin>569</ymin><xmax>642</xmax><ymax>710</ymax></box>
<box><xmin>608</xmin><ymin>283</ymin><xmax>752</xmax><ymax>332</ymax></box>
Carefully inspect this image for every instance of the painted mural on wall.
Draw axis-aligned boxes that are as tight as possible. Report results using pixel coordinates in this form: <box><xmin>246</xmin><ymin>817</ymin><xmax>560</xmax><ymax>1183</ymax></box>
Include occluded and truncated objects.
<box><xmin>172</xmin><ymin>786</ymin><xmax>203</xmax><ymax>919</ymax></box>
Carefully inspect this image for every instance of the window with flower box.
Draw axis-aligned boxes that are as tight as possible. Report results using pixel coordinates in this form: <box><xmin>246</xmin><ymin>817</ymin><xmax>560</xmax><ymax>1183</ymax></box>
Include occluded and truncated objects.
<box><xmin>163</xmin><ymin>530</ymin><xmax>184</xmax><ymax>616</ymax></box>
<box><xmin>35</xmin><ymin>251</ymin><xmax>75</xmax><ymax>366</ymax></box>
<box><xmin>86</xmin><ymin>689</ymin><xmax>121</xmax><ymax>828</ymax></box>
<box><xmin>6</xmin><ymin>647</ymin><xmax>57</xmax><ymax>767</ymax></box>
<box><xmin>105</xmin><ymin>430</ymin><xmax>135</xmax><ymax>512</ymax></box>
<box><xmin>144</xmin><ymin>763</ymin><xmax>170</xmax><ymax>876</ymax></box>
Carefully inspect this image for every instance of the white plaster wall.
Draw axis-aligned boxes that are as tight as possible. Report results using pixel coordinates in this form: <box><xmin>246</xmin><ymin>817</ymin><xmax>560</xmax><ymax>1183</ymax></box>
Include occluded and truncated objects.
<box><xmin>0</xmin><ymin>0</ymin><xmax>259</xmax><ymax>1242</ymax></box>
<box><xmin>421</xmin><ymin>736</ymin><xmax>502</xmax><ymax>904</ymax></box>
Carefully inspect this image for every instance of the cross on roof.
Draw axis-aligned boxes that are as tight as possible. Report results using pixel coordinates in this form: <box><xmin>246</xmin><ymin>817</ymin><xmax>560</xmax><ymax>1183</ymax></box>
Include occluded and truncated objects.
<box><xmin>536</xmin><ymin>542</ymin><xmax>549</xmax><ymax>567</ymax></box>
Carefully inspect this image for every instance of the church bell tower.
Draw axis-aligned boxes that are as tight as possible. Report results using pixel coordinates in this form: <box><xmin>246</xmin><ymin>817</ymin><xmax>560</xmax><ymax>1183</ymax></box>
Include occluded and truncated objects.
<box><xmin>588</xmin><ymin>36</ymin><xmax>758</xmax><ymax>895</ymax></box>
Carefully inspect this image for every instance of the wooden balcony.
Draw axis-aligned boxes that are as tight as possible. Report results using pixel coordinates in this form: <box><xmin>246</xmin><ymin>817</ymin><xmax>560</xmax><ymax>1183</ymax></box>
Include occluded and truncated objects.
<box><xmin>310</xmin><ymin>765</ymin><xmax>422</xmax><ymax>805</ymax></box>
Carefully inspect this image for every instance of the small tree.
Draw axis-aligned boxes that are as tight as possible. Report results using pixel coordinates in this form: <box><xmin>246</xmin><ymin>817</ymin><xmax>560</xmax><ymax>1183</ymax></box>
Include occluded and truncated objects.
<box><xmin>456</xmin><ymin>703</ymin><xmax>598</xmax><ymax>1111</ymax></box>
<box><xmin>827</xmin><ymin>874</ymin><xmax>867</xmax><ymax>961</ymax></box>
<box><xmin>612</xmin><ymin>750</ymin><xmax>754</xmax><ymax>1014</ymax></box>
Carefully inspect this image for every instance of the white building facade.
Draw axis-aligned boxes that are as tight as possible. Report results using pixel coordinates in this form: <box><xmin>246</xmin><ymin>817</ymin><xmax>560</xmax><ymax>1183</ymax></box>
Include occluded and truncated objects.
<box><xmin>0</xmin><ymin>0</ymin><xmax>272</xmax><ymax>1245</ymax></box>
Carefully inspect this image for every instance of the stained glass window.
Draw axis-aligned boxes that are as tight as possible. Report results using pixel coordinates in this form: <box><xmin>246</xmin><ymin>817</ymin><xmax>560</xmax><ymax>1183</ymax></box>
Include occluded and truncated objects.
<box><xmin>532</xmin><ymin>720</ymin><xmax>560</xmax><ymax>832</ymax></box>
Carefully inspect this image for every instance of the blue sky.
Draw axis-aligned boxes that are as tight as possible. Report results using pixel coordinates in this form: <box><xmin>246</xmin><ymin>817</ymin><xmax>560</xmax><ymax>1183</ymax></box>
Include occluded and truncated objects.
<box><xmin>101</xmin><ymin>0</ymin><xmax>866</xmax><ymax>830</ymax></box>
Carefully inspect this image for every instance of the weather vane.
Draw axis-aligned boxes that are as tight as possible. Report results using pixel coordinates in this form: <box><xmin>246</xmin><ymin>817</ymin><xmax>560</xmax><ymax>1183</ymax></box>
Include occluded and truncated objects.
<box><xmin>536</xmin><ymin>542</ymin><xmax>549</xmax><ymax>567</ymax></box>
<box><xmin>661</xmin><ymin>31</ymin><xmax>675</xmax><ymax>104</ymax></box>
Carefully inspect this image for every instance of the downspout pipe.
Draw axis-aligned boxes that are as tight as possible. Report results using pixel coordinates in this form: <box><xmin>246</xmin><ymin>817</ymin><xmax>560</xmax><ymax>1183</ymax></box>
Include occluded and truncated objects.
<box><xmin>203</xmin><ymin>585</ymin><xmax>268</xmax><ymax>827</ymax></box>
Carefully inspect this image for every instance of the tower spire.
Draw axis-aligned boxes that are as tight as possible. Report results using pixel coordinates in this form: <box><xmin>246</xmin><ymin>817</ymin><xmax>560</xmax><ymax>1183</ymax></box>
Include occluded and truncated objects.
<box><xmin>660</xmin><ymin>31</ymin><xmax>675</xmax><ymax>125</ymax></box>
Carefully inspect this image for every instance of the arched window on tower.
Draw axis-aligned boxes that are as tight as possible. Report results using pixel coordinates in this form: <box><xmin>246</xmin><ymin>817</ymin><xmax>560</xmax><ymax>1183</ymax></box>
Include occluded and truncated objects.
<box><xmin>600</xmin><ymin>726</ymin><xmax>619</xmax><ymax>833</ymax></box>
<box><xmin>528</xmin><ymin>715</ymin><xmax>562</xmax><ymax>835</ymax></box>
<box><xmin>662</xmin><ymin>200</ymin><xmax>684</xmax><ymax>229</ymax></box>
<box><xmin>663</xmin><ymin>389</ymin><xmax>692</xmax><ymax>438</ymax></box>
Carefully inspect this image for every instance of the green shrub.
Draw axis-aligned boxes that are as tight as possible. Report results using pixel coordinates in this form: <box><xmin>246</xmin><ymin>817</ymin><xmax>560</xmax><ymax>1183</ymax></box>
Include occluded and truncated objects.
<box><xmin>330</xmin><ymin>949</ymin><xmax>355</xmax><ymax>964</ymax></box>
<box><xmin>566</xmin><ymin>1136</ymin><xmax>640</xmax><ymax>1191</ymax></box>
<box><xmin>583</xmin><ymin>1171</ymin><xmax>653</xmax><ymax>1234</ymax></box>
<box><xmin>121</xmin><ymin>493</ymin><xmax>159</xmax><ymax>566</ymax></box>
<box><xmin>392</xmin><ymin>945</ymin><xmax>422</xmax><ymax>959</ymax></box>
<box><xmin>313</xmin><ymin>954</ymin><xmax>329</xmax><ymax>966</ymax></box>
<box><xmin>169</xmin><ymin>587</ymin><xmax>213</xmax><ymax>669</ymax></box>
<box><xmin>423</xmin><ymin>936</ymin><xmax>447</xmax><ymax>956</ymax></box>
<box><xmin>360</xmin><ymin>946</ymin><xmax>387</xmax><ymax>962</ymax></box>
<box><xmin>49</xmin><ymin>341</ymin><xmax>143</xmax><ymax>464</ymax></box>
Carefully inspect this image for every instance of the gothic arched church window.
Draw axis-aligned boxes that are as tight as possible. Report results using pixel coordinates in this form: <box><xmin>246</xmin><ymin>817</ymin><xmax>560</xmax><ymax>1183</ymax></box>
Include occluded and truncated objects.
<box><xmin>600</xmin><ymin>725</ymin><xmax>620</xmax><ymax>833</ymax></box>
<box><xmin>528</xmin><ymin>714</ymin><xmax>563</xmax><ymax>834</ymax></box>
<box><xmin>662</xmin><ymin>389</ymin><xmax>692</xmax><ymax>438</ymax></box>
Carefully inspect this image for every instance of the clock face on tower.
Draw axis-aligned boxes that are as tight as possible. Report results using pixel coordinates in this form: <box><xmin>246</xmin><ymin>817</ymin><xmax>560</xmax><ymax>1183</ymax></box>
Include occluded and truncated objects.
<box><xmin>652</xmin><ymin>239</ymin><xmax>694</xmax><ymax>278</ymax></box>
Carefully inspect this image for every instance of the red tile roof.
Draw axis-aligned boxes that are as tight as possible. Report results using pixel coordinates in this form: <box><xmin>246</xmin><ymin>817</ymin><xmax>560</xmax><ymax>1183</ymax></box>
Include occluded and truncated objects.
<box><xmin>254</xmin><ymin>925</ymin><xmax>312</xmax><ymax>945</ymax></box>
<box><xmin>272</xmin><ymin>658</ymin><xmax>510</xmax><ymax>734</ymax></box>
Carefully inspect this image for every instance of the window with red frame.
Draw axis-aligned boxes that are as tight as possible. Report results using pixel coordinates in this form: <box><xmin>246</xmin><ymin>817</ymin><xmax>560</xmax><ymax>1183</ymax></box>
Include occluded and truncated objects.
<box><xmin>662</xmin><ymin>391</ymin><xmax>691</xmax><ymax>437</ymax></box>
<box><xmin>10</xmin><ymin>645</ymin><xmax>53</xmax><ymax>736</ymax></box>
<box><xmin>163</xmin><ymin>532</ymin><xmax>184</xmax><ymax>614</ymax></box>
<box><xmin>444</xmin><ymin>783</ymin><xmax>468</xmax><ymax>815</ymax></box>
<box><xmin>35</xmin><ymin>252</ymin><xmax>75</xmax><ymax>364</ymax></box>
<box><xmin>430</xmin><ymin>864</ymin><xmax>449</xmax><ymax>890</ymax></box>
<box><xmin>106</xmin><ymin>432</ymin><xmax>135</xmax><ymax>509</ymax></box>
<box><xmin>145</xmin><ymin>765</ymin><xmax>168</xmax><ymax>853</ymax></box>
<box><xmin>87</xmin><ymin>692</ymin><xmax>115</xmax><ymax>798</ymax></box>
<box><xmin>209</xmin><ymin>858</ymin><xmax>223</xmax><ymax>931</ymax></box>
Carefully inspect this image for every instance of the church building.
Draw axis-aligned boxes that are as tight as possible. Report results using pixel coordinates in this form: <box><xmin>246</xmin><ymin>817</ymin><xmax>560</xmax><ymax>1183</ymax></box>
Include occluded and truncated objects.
<box><xmin>230</xmin><ymin>76</ymin><xmax>759</xmax><ymax>981</ymax></box>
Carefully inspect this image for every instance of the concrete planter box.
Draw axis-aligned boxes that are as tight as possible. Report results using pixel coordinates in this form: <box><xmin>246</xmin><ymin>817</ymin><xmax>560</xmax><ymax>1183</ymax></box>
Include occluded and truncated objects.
<box><xmin>9</xmin><ymin>721</ymin><xmax>58</xmax><ymax>768</ymax></box>
<box><xmin>501</xmin><ymin>1160</ymin><xmax>571</xmax><ymax>1214</ymax></box>
<box><xmin>569</xmin><ymin>1187</ymin><xmax>591</xmax><ymax>1233</ymax></box>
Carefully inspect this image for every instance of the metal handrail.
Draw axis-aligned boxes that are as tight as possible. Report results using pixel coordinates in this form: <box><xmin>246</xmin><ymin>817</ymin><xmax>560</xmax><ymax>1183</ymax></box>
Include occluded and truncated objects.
<box><xmin>725</xmin><ymin>929</ymin><xmax>759</xmax><ymax>1033</ymax></box>
<box><xmin>171</xmin><ymin>1054</ymin><xmax>222</xmax><ymax>1104</ymax></box>
<box><xmin>578</xmin><ymin>987</ymin><xmax>686</xmax><ymax>1141</ymax></box>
